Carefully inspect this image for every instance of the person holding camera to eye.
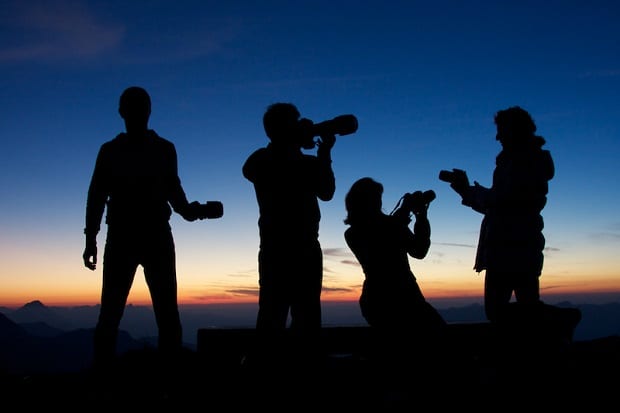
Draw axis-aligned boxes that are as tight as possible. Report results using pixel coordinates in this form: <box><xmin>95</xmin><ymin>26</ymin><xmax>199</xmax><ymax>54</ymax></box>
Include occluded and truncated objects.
<box><xmin>243</xmin><ymin>103</ymin><xmax>356</xmax><ymax>368</ymax></box>
<box><xmin>440</xmin><ymin>106</ymin><xmax>580</xmax><ymax>345</ymax></box>
<box><xmin>344</xmin><ymin>177</ymin><xmax>447</xmax><ymax>368</ymax></box>
<box><xmin>82</xmin><ymin>86</ymin><xmax>223</xmax><ymax>377</ymax></box>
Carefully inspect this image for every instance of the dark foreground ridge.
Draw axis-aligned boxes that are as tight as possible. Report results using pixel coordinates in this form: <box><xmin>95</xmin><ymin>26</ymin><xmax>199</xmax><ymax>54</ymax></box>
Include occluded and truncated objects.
<box><xmin>2</xmin><ymin>322</ymin><xmax>619</xmax><ymax>409</ymax></box>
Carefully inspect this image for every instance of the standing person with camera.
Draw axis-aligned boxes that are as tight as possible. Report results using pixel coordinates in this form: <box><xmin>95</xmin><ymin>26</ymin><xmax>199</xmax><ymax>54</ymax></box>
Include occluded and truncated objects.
<box><xmin>82</xmin><ymin>86</ymin><xmax>223</xmax><ymax>380</ymax></box>
<box><xmin>440</xmin><ymin>106</ymin><xmax>580</xmax><ymax>342</ymax></box>
<box><xmin>243</xmin><ymin>103</ymin><xmax>355</xmax><ymax>368</ymax></box>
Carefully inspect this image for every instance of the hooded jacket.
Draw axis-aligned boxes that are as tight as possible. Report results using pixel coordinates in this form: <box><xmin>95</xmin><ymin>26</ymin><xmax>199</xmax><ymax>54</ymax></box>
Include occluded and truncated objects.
<box><xmin>461</xmin><ymin>135</ymin><xmax>554</xmax><ymax>275</ymax></box>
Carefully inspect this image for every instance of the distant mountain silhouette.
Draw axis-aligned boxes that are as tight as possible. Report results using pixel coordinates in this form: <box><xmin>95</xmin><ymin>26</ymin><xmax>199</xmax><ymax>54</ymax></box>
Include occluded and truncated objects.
<box><xmin>3</xmin><ymin>298</ymin><xmax>620</xmax><ymax>345</ymax></box>
<box><xmin>0</xmin><ymin>311</ymin><xmax>28</xmax><ymax>341</ymax></box>
<box><xmin>0</xmin><ymin>311</ymin><xmax>149</xmax><ymax>375</ymax></box>
<box><xmin>1</xmin><ymin>298</ymin><xmax>619</xmax><ymax>377</ymax></box>
<box><xmin>1</xmin><ymin>308</ymin><xmax>619</xmax><ymax>409</ymax></box>
<box><xmin>438</xmin><ymin>302</ymin><xmax>486</xmax><ymax>322</ymax></box>
<box><xmin>19</xmin><ymin>321</ymin><xmax>65</xmax><ymax>337</ymax></box>
<box><xmin>9</xmin><ymin>300</ymin><xmax>99</xmax><ymax>331</ymax></box>
<box><xmin>568</xmin><ymin>301</ymin><xmax>620</xmax><ymax>339</ymax></box>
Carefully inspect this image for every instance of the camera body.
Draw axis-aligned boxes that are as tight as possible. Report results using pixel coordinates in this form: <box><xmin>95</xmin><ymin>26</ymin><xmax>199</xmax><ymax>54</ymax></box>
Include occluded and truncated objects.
<box><xmin>439</xmin><ymin>168</ymin><xmax>469</xmax><ymax>192</ymax></box>
<box><xmin>401</xmin><ymin>190</ymin><xmax>436</xmax><ymax>213</ymax></box>
<box><xmin>199</xmin><ymin>201</ymin><xmax>224</xmax><ymax>219</ymax></box>
<box><xmin>439</xmin><ymin>169</ymin><xmax>457</xmax><ymax>183</ymax></box>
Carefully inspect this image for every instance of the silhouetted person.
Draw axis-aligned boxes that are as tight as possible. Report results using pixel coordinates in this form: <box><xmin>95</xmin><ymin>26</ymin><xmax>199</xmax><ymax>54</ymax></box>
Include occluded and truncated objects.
<box><xmin>242</xmin><ymin>102</ymin><xmax>336</xmax><ymax>364</ymax></box>
<box><xmin>344</xmin><ymin>178</ymin><xmax>446</xmax><ymax>357</ymax></box>
<box><xmin>82</xmin><ymin>86</ymin><xmax>223</xmax><ymax>374</ymax></box>
<box><xmin>343</xmin><ymin>178</ymin><xmax>447</xmax><ymax>396</ymax></box>
<box><xmin>440</xmin><ymin>106</ymin><xmax>580</xmax><ymax>343</ymax></box>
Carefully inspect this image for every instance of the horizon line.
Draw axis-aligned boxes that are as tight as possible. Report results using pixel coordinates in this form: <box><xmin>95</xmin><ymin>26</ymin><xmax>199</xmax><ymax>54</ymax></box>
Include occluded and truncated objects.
<box><xmin>3</xmin><ymin>291</ymin><xmax>620</xmax><ymax>310</ymax></box>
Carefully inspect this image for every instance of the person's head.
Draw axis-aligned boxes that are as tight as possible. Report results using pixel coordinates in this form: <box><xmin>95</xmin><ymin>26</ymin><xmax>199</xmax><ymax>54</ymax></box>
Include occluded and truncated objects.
<box><xmin>344</xmin><ymin>177</ymin><xmax>384</xmax><ymax>225</ymax></box>
<box><xmin>263</xmin><ymin>102</ymin><xmax>300</xmax><ymax>142</ymax></box>
<box><xmin>494</xmin><ymin>106</ymin><xmax>537</xmax><ymax>150</ymax></box>
<box><xmin>263</xmin><ymin>102</ymin><xmax>313</xmax><ymax>147</ymax></box>
<box><xmin>119</xmin><ymin>86</ymin><xmax>151</xmax><ymax>132</ymax></box>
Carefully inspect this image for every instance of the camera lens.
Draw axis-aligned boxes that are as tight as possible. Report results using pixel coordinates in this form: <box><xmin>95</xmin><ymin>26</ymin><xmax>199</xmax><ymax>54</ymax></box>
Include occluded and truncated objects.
<box><xmin>312</xmin><ymin>115</ymin><xmax>358</xmax><ymax>137</ymax></box>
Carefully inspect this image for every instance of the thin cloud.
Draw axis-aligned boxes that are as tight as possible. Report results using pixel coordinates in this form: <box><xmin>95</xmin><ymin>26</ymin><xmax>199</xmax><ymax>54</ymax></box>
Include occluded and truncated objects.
<box><xmin>578</xmin><ymin>69</ymin><xmax>620</xmax><ymax>79</ymax></box>
<box><xmin>0</xmin><ymin>1</ymin><xmax>124</xmax><ymax>62</ymax></box>
<box><xmin>434</xmin><ymin>242</ymin><xmax>476</xmax><ymax>248</ymax></box>
<box><xmin>341</xmin><ymin>259</ymin><xmax>361</xmax><ymax>267</ymax></box>
<box><xmin>321</xmin><ymin>286</ymin><xmax>354</xmax><ymax>294</ymax></box>
<box><xmin>323</xmin><ymin>247</ymin><xmax>352</xmax><ymax>257</ymax></box>
<box><xmin>224</xmin><ymin>288</ymin><xmax>259</xmax><ymax>298</ymax></box>
<box><xmin>227</xmin><ymin>269</ymin><xmax>257</xmax><ymax>279</ymax></box>
<box><xmin>589</xmin><ymin>232</ymin><xmax>620</xmax><ymax>242</ymax></box>
<box><xmin>540</xmin><ymin>285</ymin><xmax>569</xmax><ymax>293</ymax></box>
<box><xmin>324</xmin><ymin>248</ymin><xmax>361</xmax><ymax>267</ymax></box>
<box><xmin>586</xmin><ymin>222</ymin><xmax>620</xmax><ymax>243</ymax></box>
<box><xmin>116</xmin><ymin>17</ymin><xmax>243</xmax><ymax>65</ymax></box>
<box><xmin>0</xmin><ymin>1</ymin><xmax>242</xmax><ymax>64</ymax></box>
<box><xmin>190</xmin><ymin>287</ymin><xmax>258</xmax><ymax>302</ymax></box>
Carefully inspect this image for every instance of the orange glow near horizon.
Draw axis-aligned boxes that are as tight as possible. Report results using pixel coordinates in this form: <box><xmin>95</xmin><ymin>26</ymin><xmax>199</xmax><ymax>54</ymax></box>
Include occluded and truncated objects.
<box><xmin>2</xmin><ymin>282</ymin><xmax>620</xmax><ymax>309</ymax></box>
<box><xmin>1</xmin><ymin>255</ymin><xmax>618</xmax><ymax>308</ymax></box>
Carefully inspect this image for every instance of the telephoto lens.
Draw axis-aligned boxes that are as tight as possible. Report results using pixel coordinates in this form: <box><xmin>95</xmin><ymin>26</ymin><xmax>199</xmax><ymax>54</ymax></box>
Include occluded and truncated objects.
<box><xmin>312</xmin><ymin>114</ymin><xmax>358</xmax><ymax>137</ymax></box>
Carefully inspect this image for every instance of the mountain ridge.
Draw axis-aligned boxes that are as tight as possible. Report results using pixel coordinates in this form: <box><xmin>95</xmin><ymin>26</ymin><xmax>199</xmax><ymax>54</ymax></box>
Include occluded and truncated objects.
<box><xmin>4</xmin><ymin>298</ymin><xmax>619</xmax><ymax>343</ymax></box>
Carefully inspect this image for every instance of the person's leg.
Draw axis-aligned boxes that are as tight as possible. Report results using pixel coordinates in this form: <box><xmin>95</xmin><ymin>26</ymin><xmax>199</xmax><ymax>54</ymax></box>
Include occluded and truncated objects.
<box><xmin>512</xmin><ymin>274</ymin><xmax>543</xmax><ymax>322</ymax></box>
<box><xmin>256</xmin><ymin>248</ymin><xmax>290</xmax><ymax>330</ymax></box>
<box><xmin>513</xmin><ymin>275</ymin><xmax>541</xmax><ymax>304</ymax></box>
<box><xmin>252</xmin><ymin>248</ymin><xmax>291</xmax><ymax>366</ymax></box>
<box><xmin>289</xmin><ymin>242</ymin><xmax>323</xmax><ymax>332</ymax></box>
<box><xmin>94</xmin><ymin>234</ymin><xmax>137</xmax><ymax>369</ymax></box>
<box><xmin>484</xmin><ymin>270</ymin><xmax>514</xmax><ymax>323</ymax></box>
<box><xmin>289</xmin><ymin>243</ymin><xmax>323</xmax><ymax>365</ymax></box>
<box><xmin>143</xmin><ymin>230</ymin><xmax>182</xmax><ymax>356</ymax></box>
<box><xmin>142</xmin><ymin>229</ymin><xmax>184</xmax><ymax>393</ymax></box>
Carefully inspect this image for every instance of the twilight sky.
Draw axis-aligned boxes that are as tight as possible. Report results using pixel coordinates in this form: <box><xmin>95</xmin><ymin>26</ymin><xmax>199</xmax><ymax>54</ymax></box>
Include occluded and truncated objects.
<box><xmin>1</xmin><ymin>0</ymin><xmax>619</xmax><ymax>307</ymax></box>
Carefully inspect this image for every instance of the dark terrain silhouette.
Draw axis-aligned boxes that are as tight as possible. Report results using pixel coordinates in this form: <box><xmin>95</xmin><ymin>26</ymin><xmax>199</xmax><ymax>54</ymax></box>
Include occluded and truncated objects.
<box><xmin>2</xmin><ymin>310</ymin><xmax>619</xmax><ymax>409</ymax></box>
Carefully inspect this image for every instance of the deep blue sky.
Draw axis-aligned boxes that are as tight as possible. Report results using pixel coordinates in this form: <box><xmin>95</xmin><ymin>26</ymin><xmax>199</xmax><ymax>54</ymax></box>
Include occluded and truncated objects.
<box><xmin>0</xmin><ymin>1</ymin><xmax>618</xmax><ymax>306</ymax></box>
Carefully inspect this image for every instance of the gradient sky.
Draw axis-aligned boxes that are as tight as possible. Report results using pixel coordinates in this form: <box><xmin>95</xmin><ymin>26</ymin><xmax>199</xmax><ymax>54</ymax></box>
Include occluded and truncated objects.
<box><xmin>1</xmin><ymin>1</ymin><xmax>619</xmax><ymax>308</ymax></box>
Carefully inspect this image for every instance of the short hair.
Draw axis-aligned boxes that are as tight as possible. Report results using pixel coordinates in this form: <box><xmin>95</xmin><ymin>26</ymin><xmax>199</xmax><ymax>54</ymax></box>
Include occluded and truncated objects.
<box><xmin>119</xmin><ymin>86</ymin><xmax>151</xmax><ymax>120</ymax></box>
<box><xmin>344</xmin><ymin>177</ymin><xmax>384</xmax><ymax>225</ymax></box>
<box><xmin>494</xmin><ymin>106</ymin><xmax>536</xmax><ymax>136</ymax></box>
<box><xmin>263</xmin><ymin>102</ymin><xmax>300</xmax><ymax>141</ymax></box>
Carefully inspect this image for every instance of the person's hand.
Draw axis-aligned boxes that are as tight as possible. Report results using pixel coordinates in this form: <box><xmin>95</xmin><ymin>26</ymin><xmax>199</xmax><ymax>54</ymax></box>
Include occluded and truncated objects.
<box><xmin>409</xmin><ymin>191</ymin><xmax>430</xmax><ymax>216</ymax></box>
<box><xmin>183</xmin><ymin>201</ymin><xmax>202</xmax><ymax>221</ymax></box>
<box><xmin>440</xmin><ymin>168</ymin><xmax>470</xmax><ymax>194</ymax></box>
<box><xmin>83</xmin><ymin>238</ymin><xmax>97</xmax><ymax>270</ymax></box>
<box><xmin>446</xmin><ymin>168</ymin><xmax>470</xmax><ymax>196</ymax></box>
<box><xmin>317</xmin><ymin>133</ymin><xmax>336</xmax><ymax>151</ymax></box>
